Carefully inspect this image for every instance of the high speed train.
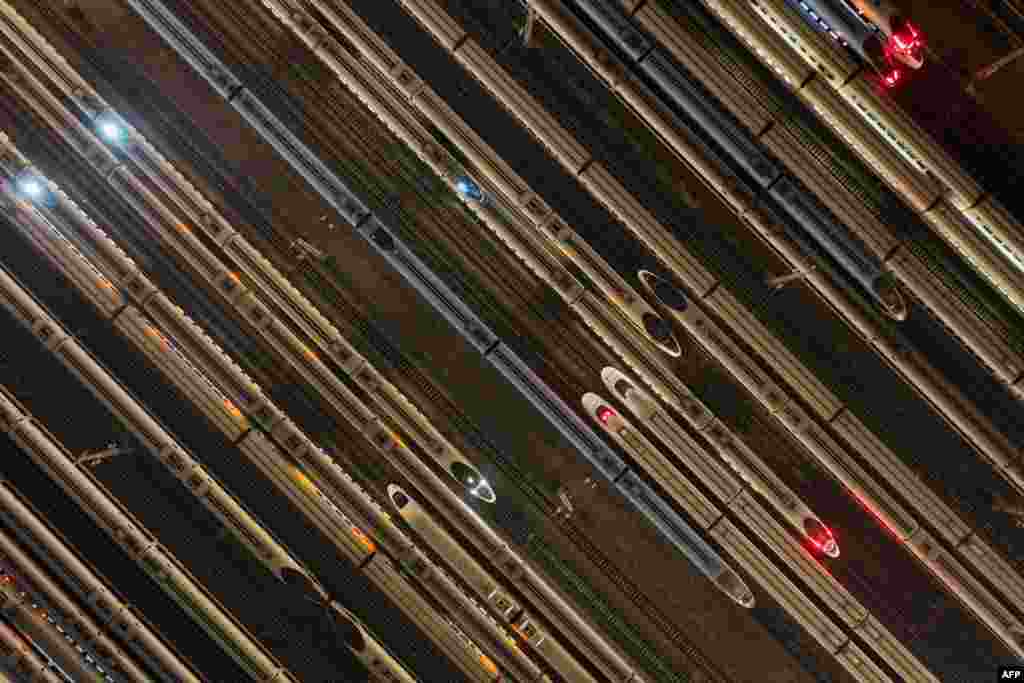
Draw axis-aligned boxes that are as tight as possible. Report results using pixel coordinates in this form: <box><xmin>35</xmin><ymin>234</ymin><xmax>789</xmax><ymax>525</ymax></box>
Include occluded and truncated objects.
<box><xmin>0</xmin><ymin>161</ymin><xmax>529</xmax><ymax>683</ymax></box>
<box><xmin>0</xmin><ymin>484</ymin><xmax>203</xmax><ymax>683</ymax></box>
<box><xmin>580</xmin><ymin>393</ymin><xmax>757</xmax><ymax>607</ymax></box>
<box><xmin>600</xmin><ymin>366</ymin><xmax>839</xmax><ymax>558</ymax></box>
<box><xmin>0</xmin><ymin>617</ymin><xmax>63</xmax><ymax>683</ymax></box>
<box><xmin>781</xmin><ymin>0</ymin><xmax>923</xmax><ymax>82</ymax></box>
<box><xmin>0</xmin><ymin>525</ymin><xmax>154</xmax><ymax>683</ymax></box>
<box><xmin>117</xmin><ymin>0</ymin><xmax>762</xmax><ymax>619</ymax></box>
<box><xmin>0</xmin><ymin>36</ymin><xmax>654</xmax><ymax>682</ymax></box>
<box><xmin>220</xmin><ymin>0</ymin><xmax>1024</xmax><ymax>669</ymax></box>
<box><xmin>684</xmin><ymin>0</ymin><xmax>1024</xmax><ymax>321</ymax></box>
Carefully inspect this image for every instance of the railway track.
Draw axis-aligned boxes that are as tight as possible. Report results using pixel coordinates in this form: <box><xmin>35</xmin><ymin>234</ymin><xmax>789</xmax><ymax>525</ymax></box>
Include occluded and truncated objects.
<box><xmin>301</xmin><ymin>262</ymin><xmax>729</xmax><ymax>683</ymax></box>
<box><xmin>25</xmin><ymin>3</ymin><xmax>736</xmax><ymax>681</ymax></box>
<box><xmin>31</xmin><ymin>1</ymin><xmax>1003</xmax><ymax>678</ymax></box>
<box><xmin>453</xmin><ymin>0</ymin><xmax>1024</xmax><ymax>353</ymax></box>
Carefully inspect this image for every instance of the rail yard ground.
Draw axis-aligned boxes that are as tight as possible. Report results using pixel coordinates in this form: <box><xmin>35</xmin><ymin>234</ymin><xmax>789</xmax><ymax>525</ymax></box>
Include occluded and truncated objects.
<box><xmin>12</xmin><ymin>0</ymin><xmax>1021</xmax><ymax>679</ymax></box>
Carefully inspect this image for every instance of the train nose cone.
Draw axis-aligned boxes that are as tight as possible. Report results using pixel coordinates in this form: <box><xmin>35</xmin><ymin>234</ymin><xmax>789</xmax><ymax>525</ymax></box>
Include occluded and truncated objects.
<box><xmin>638</xmin><ymin>270</ymin><xmax>689</xmax><ymax>311</ymax></box>
<box><xmin>641</xmin><ymin>312</ymin><xmax>674</xmax><ymax>345</ymax></box>
<box><xmin>387</xmin><ymin>484</ymin><xmax>410</xmax><ymax>510</ymax></box>
<box><xmin>894</xmin><ymin>50</ymin><xmax>924</xmax><ymax>70</ymax></box>
<box><xmin>823</xmin><ymin>539</ymin><xmax>840</xmax><ymax>558</ymax></box>
<box><xmin>324</xmin><ymin>603</ymin><xmax>367</xmax><ymax>653</ymax></box>
<box><xmin>470</xmin><ymin>480</ymin><xmax>497</xmax><ymax>503</ymax></box>
<box><xmin>450</xmin><ymin>462</ymin><xmax>496</xmax><ymax>503</ymax></box>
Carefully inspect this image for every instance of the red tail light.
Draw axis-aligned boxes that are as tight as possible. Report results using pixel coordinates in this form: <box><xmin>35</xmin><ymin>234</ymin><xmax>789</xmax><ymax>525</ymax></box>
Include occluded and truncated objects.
<box><xmin>883</xmin><ymin>68</ymin><xmax>902</xmax><ymax>87</ymax></box>
<box><xmin>890</xmin><ymin>22</ymin><xmax>923</xmax><ymax>57</ymax></box>
<box><xmin>804</xmin><ymin>519</ymin><xmax>840</xmax><ymax>557</ymax></box>
<box><xmin>596</xmin><ymin>406</ymin><xmax>614</xmax><ymax>424</ymax></box>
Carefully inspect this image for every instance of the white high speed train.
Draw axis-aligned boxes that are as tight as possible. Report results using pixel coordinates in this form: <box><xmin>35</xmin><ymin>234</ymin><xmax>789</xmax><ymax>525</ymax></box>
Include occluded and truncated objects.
<box><xmin>600</xmin><ymin>367</ymin><xmax>839</xmax><ymax>558</ymax></box>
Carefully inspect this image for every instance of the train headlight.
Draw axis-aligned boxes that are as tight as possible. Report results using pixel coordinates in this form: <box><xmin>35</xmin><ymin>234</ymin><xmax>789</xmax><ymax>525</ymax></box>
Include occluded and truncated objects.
<box><xmin>94</xmin><ymin>111</ymin><xmax>125</xmax><ymax>144</ymax></box>
<box><xmin>18</xmin><ymin>178</ymin><xmax>43</xmax><ymax>198</ymax></box>
<box><xmin>804</xmin><ymin>518</ymin><xmax>840</xmax><ymax>558</ymax></box>
<box><xmin>454</xmin><ymin>175</ymin><xmax>485</xmax><ymax>203</ymax></box>
<box><xmin>450</xmin><ymin>462</ymin><xmax>496</xmax><ymax>503</ymax></box>
<box><xmin>388</xmin><ymin>485</ymin><xmax>410</xmax><ymax>510</ymax></box>
<box><xmin>638</xmin><ymin>270</ymin><xmax>688</xmax><ymax>311</ymax></box>
<box><xmin>469</xmin><ymin>478</ymin><xmax>496</xmax><ymax>503</ymax></box>
<box><xmin>14</xmin><ymin>171</ymin><xmax>54</xmax><ymax>206</ymax></box>
<box><xmin>324</xmin><ymin>603</ymin><xmax>367</xmax><ymax>653</ymax></box>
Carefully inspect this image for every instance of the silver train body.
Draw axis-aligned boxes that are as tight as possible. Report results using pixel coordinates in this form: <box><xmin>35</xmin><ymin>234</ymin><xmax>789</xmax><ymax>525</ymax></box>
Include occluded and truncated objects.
<box><xmin>389</xmin><ymin>484</ymin><xmax>649</xmax><ymax>682</ymax></box>
<box><xmin>579</xmin><ymin>392</ymin><xmax>756</xmax><ymax>607</ymax></box>
<box><xmin>0</xmin><ymin>151</ymin><xmax>521</xmax><ymax>683</ymax></box>
<box><xmin>96</xmin><ymin>2</ymin><xmax>745</xmax><ymax>676</ymax></box>
<box><xmin>0</xmin><ymin>484</ymin><xmax>202</xmax><ymax>683</ymax></box>
<box><xmin>323</xmin><ymin>603</ymin><xmax>419</xmax><ymax>683</ymax></box>
<box><xmin>600</xmin><ymin>366</ymin><xmax>838</xmax><ymax>557</ymax></box>
<box><xmin>357</xmin><ymin>0</ymin><xmax>1024</xmax><ymax>665</ymax></box>
<box><xmin>0</xmin><ymin>7</ymin><xmax>497</xmax><ymax>508</ymax></box>
<box><xmin>0</xmin><ymin>372</ymin><xmax>299</xmax><ymax>682</ymax></box>
<box><xmin>192</xmin><ymin>0</ymin><xmax>1024</xmax><ymax>675</ymax></box>
<box><xmin>683</xmin><ymin>0</ymin><xmax>1024</xmax><ymax>320</ymax></box>
<box><xmin>0</xmin><ymin>525</ymin><xmax>154</xmax><ymax>683</ymax></box>
<box><xmin>0</xmin><ymin>571</ymin><xmax>118</xmax><ymax>682</ymax></box>
<box><xmin>0</xmin><ymin>618</ymin><xmax>63</xmax><ymax>683</ymax></box>
<box><xmin>580</xmin><ymin>392</ymin><xmax>941</xmax><ymax>680</ymax></box>
<box><xmin>571</xmin><ymin>0</ymin><xmax>908</xmax><ymax>325</ymax></box>
<box><xmin>370</xmin><ymin>0</ymin><xmax>1024</xmax><ymax>536</ymax></box>
<box><xmin>0</xmin><ymin>25</ymin><xmax>608</xmax><ymax>681</ymax></box>
<box><xmin>560</xmin><ymin>0</ymin><xmax>1024</xmax><ymax>406</ymax></box>
<box><xmin>637</xmin><ymin>270</ymin><xmax>1024</xmax><ymax>660</ymax></box>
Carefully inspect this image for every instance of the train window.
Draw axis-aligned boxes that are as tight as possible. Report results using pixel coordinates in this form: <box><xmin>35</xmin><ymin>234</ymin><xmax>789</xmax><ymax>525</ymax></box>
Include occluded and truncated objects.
<box><xmin>645</xmin><ymin>273</ymin><xmax>688</xmax><ymax>311</ymax></box>
<box><xmin>450</xmin><ymin>461</ymin><xmax>483</xmax><ymax>489</ymax></box>
<box><xmin>390</xmin><ymin>489</ymin><xmax>409</xmax><ymax>509</ymax></box>
<box><xmin>641</xmin><ymin>313</ymin><xmax>673</xmax><ymax>344</ymax></box>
